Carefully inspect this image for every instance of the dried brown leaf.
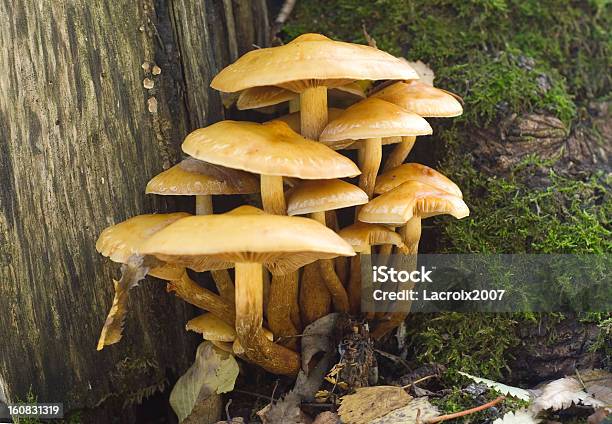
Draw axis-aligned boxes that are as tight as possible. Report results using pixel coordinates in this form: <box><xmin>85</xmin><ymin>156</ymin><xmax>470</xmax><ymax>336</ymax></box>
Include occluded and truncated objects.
<box><xmin>532</xmin><ymin>377</ymin><xmax>591</xmax><ymax>413</ymax></box>
<box><xmin>580</xmin><ymin>370</ymin><xmax>612</xmax><ymax>412</ymax></box>
<box><xmin>97</xmin><ymin>255</ymin><xmax>148</xmax><ymax>350</ymax></box>
<box><xmin>338</xmin><ymin>386</ymin><xmax>412</xmax><ymax>424</ymax></box>
<box><xmin>301</xmin><ymin>313</ymin><xmax>339</xmax><ymax>371</ymax></box>
<box><xmin>405</xmin><ymin>60</ymin><xmax>435</xmax><ymax>86</ymax></box>
<box><xmin>492</xmin><ymin>409</ymin><xmax>541</xmax><ymax>424</ymax></box>
<box><xmin>257</xmin><ymin>391</ymin><xmax>311</xmax><ymax>424</ymax></box>
<box><xmin>370</xmin><ymin>397</ymin><xmax>439</xmax><ymax>424</ymax></box>
<box><xmin>312</xmin><ymin>411</ymin><xmax>340</xmax><ymax>424</ymax></box>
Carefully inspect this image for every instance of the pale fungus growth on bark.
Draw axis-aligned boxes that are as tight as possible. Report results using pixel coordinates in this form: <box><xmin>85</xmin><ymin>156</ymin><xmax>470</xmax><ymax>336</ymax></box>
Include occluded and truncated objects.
<box><xmin>147</xmin><ymin>96</ymin><xmax>157</xmax><ymax>113</ymax></box>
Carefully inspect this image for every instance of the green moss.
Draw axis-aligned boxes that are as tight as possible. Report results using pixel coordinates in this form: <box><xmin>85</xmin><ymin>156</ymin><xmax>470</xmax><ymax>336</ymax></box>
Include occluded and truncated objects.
<box><xmin>439</xmin><ymin>160</ymin><xmax>611</xmax><ymax>254</ymax></box>
<box><xmin>407</xmin><ymin>313</ymin><xmax>522</xmax><ymax>380</ymax></box>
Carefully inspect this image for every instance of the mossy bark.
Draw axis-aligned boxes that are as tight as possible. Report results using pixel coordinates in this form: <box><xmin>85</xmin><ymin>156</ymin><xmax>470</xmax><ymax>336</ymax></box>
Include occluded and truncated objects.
<box><xmin>0</xmin><ymin>0</ymin><xmax>268</xmax><ymax>418</ymax></box>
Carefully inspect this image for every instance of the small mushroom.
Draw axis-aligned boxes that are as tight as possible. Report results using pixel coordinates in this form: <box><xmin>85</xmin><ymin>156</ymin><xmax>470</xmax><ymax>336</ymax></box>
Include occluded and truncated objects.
<box><xmin>338</xmin><ymin>222</ymin><xmax>408</xmax><ymax>313</ymax></box>
<box><xmin>146</xmin><ymin>158</ymin><xmax>259</xmax><ymax>301</ymax></box>
<box><xmin>211</xmin><ymin>33</ymin><xmax>418</xmax><ymax>140</ymax></box>
<box><xmin>371</xmin><ymin>81</ymin><xmax>463</xmax><ymax>171</ymax></box>
<box><xmin>374</xmin><ymin>163</ymin><xmax>463</xmax><ymax>256</ymax></box>
<box><xmin>186</xmin><ymin>312</ymin><xmax>236</xmax><ymax>342</ymax></box>
<box><xmin>287</xmin><ymin>179</ymin><xmax>368</xmax><ymax>315</ymax></box>
<box><xmin>141</xmin><ymin>208</ymin><xmax>355</xmax><ymax>375</ymax></box>
<box><xmin>320</xmin><ymin>98</ymin><xmax>432</xmax><ymax>198</ymax></box>
<box><xmin>375</xmin><ymin>163</ymin><xmax>463</xmax><ymax>198</ymax></box>
<box><xmin>358</xmin><ymin>180</ymin><xmax>468</xmax><ymax>337</ymax></box>
<box><xmin>182</xmin><ymin>120</ymin><xmax>360</xmax><ymax>215</ymax></box>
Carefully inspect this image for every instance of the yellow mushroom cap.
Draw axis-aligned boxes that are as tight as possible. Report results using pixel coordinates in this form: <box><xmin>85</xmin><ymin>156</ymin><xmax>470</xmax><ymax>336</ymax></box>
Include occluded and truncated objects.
<box><xmin>319</xmin><ymin>98</ymin><xmax>432</xmax><ymax>142</ymax></box>
<box><xmin>371</xmin><ymin>81</ymin><xmax>463</xmax><ymax>117</ymax></box>
<box><xmin>236</xmin><ymin>86</ymin><xmax>296</xmax><ymax>110</ymax></box>
<box><xmin>225</xmin><ymin>205</ymin><xmax>267</xmax><ymax>216</ymax></box>
<box><xmin>96</xmin><ymin>213</ymin><xmax>190</xmax><ymax>264</ymax></box>
<box><xmin>286</xmin><ymin>179</ymin><xmax>369</xmax><ymax>216</ymax></box>
<box><xmin>359</xmin><ymin>181</ymin><xmax>469</xmax><ymax>225</ymax></box>
<box><xmin>140</xmin><ymin>210</ymin><xmax>355</xmax><ymax>275</ymax></box>
<box><xmin>95</xmin><ymin>213</ymin><xmax>190</xmax><ymax>280</ymax></box>
<box><xmin>337</xmin><ymin>222</ymin><xmax>407</xmax><ymax>253</ymax></box>
<box><xmin>182</xmin><ymin>120</ymin><xmax>360</xmax><ymax>179</ymax></box>
<box><xmin>186</xmin><ymin>313</ymin><xmax>236</xmax><ymax>342</ymax></box>
<box><xmin>375</xmin><ymin>163</ymin><xmax>462</xmax><ymax>198</ymax></box>
<box><xmin>145</xmin><ymin>158</ymin><xmax>259</xmax><ymax>196</ymax></box>
<box><xmin>211</xmin><ymin>33</ymin><xmax>418</xmax><ymax>93</ymax></box>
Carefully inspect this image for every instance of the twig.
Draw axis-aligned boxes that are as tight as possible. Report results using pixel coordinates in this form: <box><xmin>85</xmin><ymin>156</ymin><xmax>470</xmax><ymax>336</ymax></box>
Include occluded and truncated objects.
<box><xmin>401</xmin><ymin>374</ymin><xmax>435</xmax><ymax>389</ymax></box>
<box><xmin>270</xmin><ymin>0</ymin><xmax>297</xmax><ymax>44</ymax></box>
<box><xmin>225</xmin><ymin>398</ymin><xmax>233</xmax><ymax>421</ymax></box>
<box><xmin>425</xmin><ymin>396</ymin><xmax>506</xmax><ymax>423</ymax></box>
<box><xmin>374</xmin><ymin>348</ymin><xmax>411</xmax><ymax>371</ymax></box>
<box><xmin>362</xmin><ymin>24</ymin><xmax>377</xmax><ymax>48</ymax></box>
<box><xmin>575</xmin><ymin>369</ymin><xmax>587</xmax><ymax>391</ymax></box>
<box><xmin>275</xmin><ymin>0</ymin><xmax>297</xmax><ymax>25</ymax></box>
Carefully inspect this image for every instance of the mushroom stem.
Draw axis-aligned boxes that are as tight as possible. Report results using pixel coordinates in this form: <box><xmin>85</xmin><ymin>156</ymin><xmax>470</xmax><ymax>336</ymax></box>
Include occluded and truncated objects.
<box><xmin>311</xmin><ymin>211</ymin><xmax>350</xmax><ymax>313</ymax></box>
<box><xmin>268</xmin><ymin>273</ymin><xmax>300</xmax><ymax>349</ymax></box>
<box><xmin>234</xmin><ymin>262</ymin><xmax>300</xmax><ymax>376</ymax></box>
<box><xmin>194</xmin><ymin>194</ymin><xmax>235</xmax><ymax>303</ymax></box>
<box><xmin>359</xmin><ymin>138</ymin><xmax>382</xmax><ymax>198</ymax></box>
<box><xmin>195</xmin><ymin>194</ymin><xmax>214</xmax><ymax>215</ymax></box>
<box><xmin>300</xmin><ymin>86</ymin><xmax>328</xmax><ymax>139</ymax></box>
<box><xmin>372</xmin><ymin>217</ymin><xmax>422</xmax><ymax>339</ymax></box>
<box><xmin>348</xmin><ymin>245</ymin><xmax>370</xmax><ymax>314</ymax></box>
<box><xmin>261</xmin><ymin>174</ymin><xmax>286</xmax><ymax>215</ymax></box>
<box><xmin>400</xmin><ymin>217</ymin><xmax>422</xmax><ymax>254</ymax></box>
<box><xmin>300</xmin><ymin>262</ymin><xmax>332</xmax><ymax>325</ymax></box>
<box><xmin>383</xmin><ymin>136</ymin><xmax>416</xmax><ymax>172</ymax></box>
<box><xmin>167</xmin><ymin>271</ymin><xmax>235</xmax><ymax>325</ymax></box>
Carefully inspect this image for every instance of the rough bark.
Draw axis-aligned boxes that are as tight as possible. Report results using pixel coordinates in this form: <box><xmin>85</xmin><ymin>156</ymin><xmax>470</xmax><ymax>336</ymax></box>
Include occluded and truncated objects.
<box><xmin>0</xmin><ymin>0</ymin><xmax>268</xmax><ymax>417</ymax></box>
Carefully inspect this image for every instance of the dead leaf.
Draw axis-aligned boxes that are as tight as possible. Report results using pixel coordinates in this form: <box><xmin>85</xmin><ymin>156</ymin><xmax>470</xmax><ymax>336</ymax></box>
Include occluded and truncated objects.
<box><xmin>338</xmin><ymin>386</ymin><xmax>412</xmax><ymax>424</ymax></box>
<box><xmin>257</xmin><ymin>391</ymin><xmax>311</xmax><ymax>424</ymax></box>
<box><xmin>312</xmin><ymin>411</ymin><xmax>340</xmax><ymax>424</ymax></box>
<box><xmin>492</xmin><ymin>409</ymin><xmax>541</xmax><ymax>424</ymax></box>
<box><xmin>405</xmin><ymin>60</ymin><xmax>435</xmax><ymax>86</ymax></box>
<box><xmin>370</xmin><ymin>397</ymin><xmax>440</xmax><ymax>424</ymax></box>
<box><xmin>588</xmin><ymin>408</ymin><xmax>610</xmax><ymax>424</ymax></box>
<box><xmin>459</xmin><ymin>372</ymin><xmax>532</xmax><ymax>401</ymax></box>
<box><xmin>580</xmin><ymin>370</ymin><xmax>612</xmax><ymax>412</ymax></box>
<box><xmin>301</xmin><ymin>313</ymin><xmax>340</xmax><ymax>371</ymax></box>
<box><xmin>532</xmin><ymin>377</ymin><xmax>591</xmax><ymax>413</ymax></box>
<box><xmin>170</xmin><ymin>342</ymin><xmax>239</xmax><ymax>423</ymax></box>
<box><xmin>97</xmin><ymin>255</ymin><xmax>149</xmax><ymax>350</ymax></box>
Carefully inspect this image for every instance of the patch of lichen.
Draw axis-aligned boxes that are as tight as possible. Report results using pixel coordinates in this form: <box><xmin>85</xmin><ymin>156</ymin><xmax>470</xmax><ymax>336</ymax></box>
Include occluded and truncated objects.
<box><xmin>283</xmin><ymin>0</ymin><xmax>610</xmax><ymax>125</ymax></box>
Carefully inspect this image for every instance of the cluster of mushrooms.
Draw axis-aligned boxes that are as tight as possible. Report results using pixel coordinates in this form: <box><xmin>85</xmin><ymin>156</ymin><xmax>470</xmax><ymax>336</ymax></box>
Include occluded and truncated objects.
<box><xmin>95</xmin><ymin>34</ymin><xmax>469</xmax><ymax>377</ymax></box>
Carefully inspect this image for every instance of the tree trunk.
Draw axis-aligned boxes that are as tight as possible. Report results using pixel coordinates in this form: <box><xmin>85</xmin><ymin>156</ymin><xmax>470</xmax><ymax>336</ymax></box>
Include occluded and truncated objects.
<box><xmin>0</xmin><ymin>0</ymin><xmax>268</xmax><ymax>419</ymax></box>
